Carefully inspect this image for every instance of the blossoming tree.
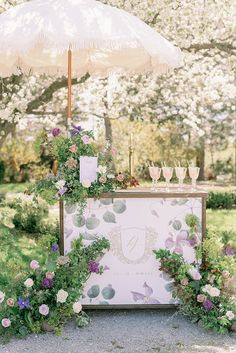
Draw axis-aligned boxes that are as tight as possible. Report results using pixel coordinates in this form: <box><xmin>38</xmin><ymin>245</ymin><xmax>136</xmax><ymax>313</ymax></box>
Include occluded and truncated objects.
<box><xmin>0</xmin><ymin>0</ymin><xmax>236</xmax><ymax>178</ymax></box>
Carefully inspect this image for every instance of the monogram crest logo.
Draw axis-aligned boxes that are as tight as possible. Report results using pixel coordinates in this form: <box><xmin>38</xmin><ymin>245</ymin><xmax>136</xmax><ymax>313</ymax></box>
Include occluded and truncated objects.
<box><xmin>109</xmin><ymin>226</ymin><xmax>158</xmax><ymax>264</ymax></box>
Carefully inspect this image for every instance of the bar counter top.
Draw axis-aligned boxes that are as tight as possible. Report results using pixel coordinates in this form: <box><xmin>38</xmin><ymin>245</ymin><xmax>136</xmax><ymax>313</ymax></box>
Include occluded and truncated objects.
<box><xmin>99</xmin><ymin>187</ymin><xmax>208</xmax><ymax>198</ymax></box>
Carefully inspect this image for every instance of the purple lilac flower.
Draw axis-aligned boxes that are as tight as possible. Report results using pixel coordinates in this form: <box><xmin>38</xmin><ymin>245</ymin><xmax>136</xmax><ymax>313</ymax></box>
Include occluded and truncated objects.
<box><xmin>88</xmin><ymin>261</ymin><xmax>100</xmax><ymax>273</ymax></box>
<box><xmin>51</xmin><ymin>243</ymin><xmax>59</xmax><ymax>252</ymax></box>
<box><xmin>52</xmin><ymin>128</ymin><xmax>61</xmax><ymax>137</ymax></box>
<box><xmin>202</xmin><ymin>299</ymin><xmax>214</xmax><ymax>311</ymax></box>
<box><xmin>17</xmin><ymin>297</ymin><xmax>30</xmax><ymax>310</ymax></box>
<box><xmin>70</xmin><ymin>124</ymin><xmax>82</xmax><ymax>136</ymax></box>
<box><xmin>42</xmin><ymin>277</ymin><xmax>54</xmax><ymax>289</ymax></box>
<box><xmin>58</xmin><ymin>187</ymin><xmax>68</xmax><ymax>196</ymax></box>
<box><xmin>225</xmin><ymin>246</ymin><xmax>234</xmax><ymax>256</ymax></box>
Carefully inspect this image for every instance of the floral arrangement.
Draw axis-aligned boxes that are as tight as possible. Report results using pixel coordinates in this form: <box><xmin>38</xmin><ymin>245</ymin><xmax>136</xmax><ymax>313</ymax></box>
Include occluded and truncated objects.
<box><xmin>0</xmin><ymin>236</ymin><xmax>110</xmax><ymax>340</ymax></box>
<box><xmin>33</xmin><ymin>126</ymin><xmax>138</xmax><ymax>209</ymax></box>
<box><xmin>154</xmin><ymin>228</ymin><xmax>236</xmax><ymax>333</ymax></box>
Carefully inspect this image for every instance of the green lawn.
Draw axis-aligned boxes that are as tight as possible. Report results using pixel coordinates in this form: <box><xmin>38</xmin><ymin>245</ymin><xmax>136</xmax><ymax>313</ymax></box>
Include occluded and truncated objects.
<box><xmin>0</xmin><ymin>226</ymin><xmax>51</xmax><ymax>289</ymax></box>
<box><xmin>207</xmin><ymin>209</ymin><xmax>236</xmax><ymax>242</ymax></box>
<box><xmin>0</xmin><ymin>182</ymin><xmax>31</xmax><ymax>193</ymax></box>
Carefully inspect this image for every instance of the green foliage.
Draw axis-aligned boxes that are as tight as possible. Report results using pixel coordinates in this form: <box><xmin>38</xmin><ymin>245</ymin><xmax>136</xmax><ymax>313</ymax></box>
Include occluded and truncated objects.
<box><xmin>154</xmin><ymin>229</ymin><xmax>236</xmax><ymax>333</ymax></box>
<box><xmin>33</xmin><ymin>129</ymin><xmax>132</xmax><ymax>209</ymax></box>
<box><xmin>0</xmin><ymin>160</ymin><xmax>5</xmax><ymax>182</ymax></box>
<box><xmin>210</xmin><ymin>158</ymin><xmax>233</xmax><ymax>176</ymax></box>
<box><xmin>207</xmin><ymin>191</ymin><xmax>236</xmax><ymax>209</ymax></box>
<box><xmin>5</xmin><ymin>197</ymin><xmax>49</xmax><ymax>234</ymax></box>
<box><xmin>0</xmin><ymin>235</ymin><xmax>110</xmax><ymax>340</ymax></box>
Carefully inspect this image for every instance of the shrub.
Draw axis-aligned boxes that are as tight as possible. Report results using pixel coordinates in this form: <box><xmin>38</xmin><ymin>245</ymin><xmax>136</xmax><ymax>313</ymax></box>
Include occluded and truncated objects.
<box><xmin>6</xmin><ymin>197</ymin><xmax>49</xmax><ymax>234</ymax></box>
<box><xmin>0</xmin><ymin>160</ymin><xmax>5</xmax><ymax>182</ymax></box>
<box><xmin>207</xmin><ymin>191</ymin><xmax>236</xmax><ymax>209</ymax></box>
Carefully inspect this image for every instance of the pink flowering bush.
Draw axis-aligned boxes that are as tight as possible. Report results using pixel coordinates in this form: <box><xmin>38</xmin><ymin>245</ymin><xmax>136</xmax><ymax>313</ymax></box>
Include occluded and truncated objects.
<box><xmin>154</xmin><ymin>228</ymin><xmax>236</xmax><ymax>333</ymax></box>
<box><xmin>0</xmin><ymin>236</ymin><xmax>109</xmax><ymax>340</ymax></box>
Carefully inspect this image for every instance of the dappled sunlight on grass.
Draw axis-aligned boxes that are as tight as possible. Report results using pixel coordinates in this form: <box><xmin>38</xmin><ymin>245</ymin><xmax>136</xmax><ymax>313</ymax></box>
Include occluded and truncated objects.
<box><xmin>0</xmin><ymin>226</ymin><xmax>47</xmax><ymax>288</ymax></box>
<box><xmin>207</xmin><ymin>209</ymin><xmax>236</xmax><ymax>234</ymax></box>
<box><xmin>0</xmin><ymin>182</ymin><xmax>31</xmax><ymax>193</ymax></box>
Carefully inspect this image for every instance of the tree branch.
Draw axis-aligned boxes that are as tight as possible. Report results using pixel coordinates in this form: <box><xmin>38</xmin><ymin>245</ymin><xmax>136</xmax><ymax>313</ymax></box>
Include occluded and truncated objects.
<box><xmin>26</xmin><ymin>73</ymin><xmax>90</xmax><ymax>114</ymax></box>
<box><xmin>183</xmin><ymin>41</ymin><xmax>236</xmax><ymax>54</ymax></box>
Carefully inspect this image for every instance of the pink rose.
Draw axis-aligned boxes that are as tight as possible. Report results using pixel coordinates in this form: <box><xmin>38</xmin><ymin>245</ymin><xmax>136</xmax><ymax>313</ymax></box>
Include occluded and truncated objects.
<box><xmin>99</xmin><ymin>176</ymin><xmax>107</xmax><ymax>184</ymax></box>
<box><xmin>81</xmin><ymin>135</ymin><xmax>91</xmax><ymax>144</ymax></box>
<box><xmin>69</xmin><ymin>144</ymin><xmax>78</xmax><ymax>153</ymax></box>
<box><xmin>117</xmin><ymin>173</ymin><xmax>125</xmax><ymax>182</ymax></box>
<box><xmin>1</xmin><ymin>318</ymin><xmax>11</xmax><ymax>328</ymax></box>
<box><xmin>65</xmin><ymin>157</ymin><xmax>77</xmax><ymax>169</ymax></box>
<box><xmin>226</xmin><ymin>311</ymin><xmax>235</xmax><ymax>320</ymax></box>
<box><xmin>188</xmin><ymin>267</ymin><xmax>202</xmax><ymax>281</ymax></box>
<box><xmin>180</xmin><ymin>278</ymin><xmax>188</xmax><ymax>286</ymax></box>
<box><xmin>222</xmin><ymin>270</ymin><xmax>230</xmax><ymax>279</ymax></box>
<box><xmin>197</xmin><ymin>294</ymin><xmax>206</xmax><ymax>303</ymax></box>
<box><xmin>46</xmin><ymin>272</ymin><xmax>55</xmax><ymax>280</ymax></box>
<box><xmin>39</xmin><ymin>304</ymin><xmax>49</xmax><ymax>316</ymax></box>
<box><xmin>6</xmin><ymin>298</ymin><xmax>14</xmax><ymax>307</ymax></box>
<box><xmin>30</xmin><ymin>260</ymin><xmax>40</xmax><ymax>270</ymax></box>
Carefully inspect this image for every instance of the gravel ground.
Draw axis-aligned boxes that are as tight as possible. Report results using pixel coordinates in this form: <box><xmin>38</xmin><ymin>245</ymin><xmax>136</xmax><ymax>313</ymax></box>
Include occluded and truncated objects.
<box><xmin>0</xmin><ymin>309</ymin><xmax>236</xmax><ymax>353</ymax></box>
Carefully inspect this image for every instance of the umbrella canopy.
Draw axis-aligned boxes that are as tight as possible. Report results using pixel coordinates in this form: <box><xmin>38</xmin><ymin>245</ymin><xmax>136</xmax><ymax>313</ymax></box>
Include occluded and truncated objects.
<box><xmin>0</xmin><ymin>0</ymin><xmax>183</xmax><ymax>77</ymax></box>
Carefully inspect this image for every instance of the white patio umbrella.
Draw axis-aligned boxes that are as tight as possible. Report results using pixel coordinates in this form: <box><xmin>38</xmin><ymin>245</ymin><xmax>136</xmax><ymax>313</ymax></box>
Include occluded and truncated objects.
<box><xmin>0</xmin><ymin>0</ymin><xmax>183</xmax><ymax>121</ymax></box>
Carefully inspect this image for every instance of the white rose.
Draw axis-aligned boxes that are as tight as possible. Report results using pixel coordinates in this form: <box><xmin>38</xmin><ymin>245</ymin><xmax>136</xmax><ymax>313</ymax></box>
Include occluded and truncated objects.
<box><xmin>24</xmin><ymin>278</ymin><xmax>34</xmax><ymax>288</ymax></box>
<box><xmin>73</xmin><ymin>301</ymin><xmax>82</xmax><ymax>314</ymax></box>
<box><xmin>82</xmin><ymin>179</ymin><xmax>91</xmax><ymax>188</ymax></box>
<box><xmin>0</xmin><ymin>291</ymin><xmax>5</xmax><ymax>303</ymax></box>
<box><xmin>97</xmin><ymin>165</ymin><xmax>107</xmax><ymax>174</ymax></box>
<box><xmin>56</xmin><ymin>289</ymin><xmax>68</xmax><ymax>303</ymax></box>
<box><xmin>208</xmin><ymin>286</ymin><xmax>220</xmax><ymax>297</ymax></box>
<box><xmin>107</xmin><ymin>174</ymin><xmax>115</xmax><ymax>179</ymax></box>
<box><xmin>202</xmin><ymin>284</ymin><xmax>220</xmax><ymax>297</ymax></box>
<box><xmin>226</xmin><ymin>311</ymin><xmax>235</xmax><ymax>320</ymax></box>
<box><xmin>202</xmin><ymin>284</ymin><xmax>211</xmax><ymax>294</ymax></box>
<box><xmin>55</xmin><ymin>180</ymin><xmax>66</xmax><ymax>190</ymax></box>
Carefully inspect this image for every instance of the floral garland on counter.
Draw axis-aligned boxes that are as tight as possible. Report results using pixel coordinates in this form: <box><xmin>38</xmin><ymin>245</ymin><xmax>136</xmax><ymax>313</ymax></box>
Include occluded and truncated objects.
<box><xmin>33</xmin><ymin>126</ymin><xmax>138</xmax><ymax>209</ymax></box>
<box><xmin>0</xmin><ymin>236</ymin><xmax>110</xmax><ymax>340</ymax></box>
<box><xmin>154</xmin><ymin>228</ymin><xmax>236</xmax><ymax>333</ymax></box>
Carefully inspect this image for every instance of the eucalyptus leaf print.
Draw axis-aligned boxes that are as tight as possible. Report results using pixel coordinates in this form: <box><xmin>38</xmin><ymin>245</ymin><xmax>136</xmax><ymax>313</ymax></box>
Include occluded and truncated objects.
<box><xmin>87</xmin><ymin>285</ymin><xmax>100</xmax><ymax>299</ymax></box>
<box><xmin>178</xmin><ymin>198</ymin><xmax>188</xmax><ymax>205</ymax></box>
<box><xmin>113</xmin><ymin>200</ymin><xmax>126</xmax><ymax>214</ymax></box>
<box><xmin>72</xmin><ymin>214</ymin><xmax>86</xmax><ymax>228</ymax></box>
<box><xmin>151</xmin><ymin>210</ymin><xmax>159</xmax><ymax>218</ymax></box>
<box><xmin>103</xmin><ymin>211</ymin><xmax>116</xmax><ymax>223</ymax></box>
<box><xmin>100</xmin><ymin>198</ymin><xmax>113</xmax><ymax>206</ymax></box>
<box><xmin>86</xmin><ymin>215</ymin><xmax>100</xmax><ymax>230</ymax></box>
<box><xmin>172</xmin><ymin>220</ymin><xmax>182</xmax><ymax>231</ymax></box>
<box><xmin>65</xmin><ymin>203</ymin><xmax>77</xmax><ymax>214</ymax></box>
<box><xmin>65</xmin><ymin>228</ymin><xmax>73</xmax><ymax>238</ymax></box>
<box><xmin>83</xmin><ymin>232</ymin><xmax>97</xmax><ymax>241</ymax></box>
<box><xmin>165</xmin><ymin>282</ymin><xmax>174</xmax><ymax>292</ymax></box>
<box><xmin>102</xmin><ymin>285</ymin><xmax>115</xmax><ymax>300</ymax></box>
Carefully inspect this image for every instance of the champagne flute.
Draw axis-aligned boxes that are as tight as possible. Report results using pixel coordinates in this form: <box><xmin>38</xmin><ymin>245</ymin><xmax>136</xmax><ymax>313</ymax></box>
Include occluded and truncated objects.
<box><xmin>162</xmin><ymin>167</ymin><xmax>173</xmax><ymax>191</ymax></box>
<box><xmin>188</xmin><ymin>167</ymin><xmax>200</xmax><ymax>190</ymax></box>
<box><xmin>149</xmin><ymin>166</ymin><xmax>161</xmax><ymax>192</ymax></box>
<box><xmin>175</xmin><ymin>167</ymin><xmax>187</xmax><ymax>190</ymax></box>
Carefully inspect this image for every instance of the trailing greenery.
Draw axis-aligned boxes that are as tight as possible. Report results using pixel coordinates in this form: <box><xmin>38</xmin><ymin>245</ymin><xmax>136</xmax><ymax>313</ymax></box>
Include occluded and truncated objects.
<box><xmin>0</xmin><ymin>235</ymin><xmax>110</xmax><ymax>341</ymax></box>
<box><xmin>154</xmin><ymin>228</ymin><xmax>236</xmax><ymax>333</ymax></box>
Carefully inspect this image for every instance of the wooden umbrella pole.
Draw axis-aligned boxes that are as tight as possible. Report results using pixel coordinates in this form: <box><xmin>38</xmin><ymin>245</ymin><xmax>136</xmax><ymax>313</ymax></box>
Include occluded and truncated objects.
<box><xmin>53</xmin><ymin>48</ymin><xmax>72</xmax><ymax>177</ymax></box>
<box><xmin>67</xmin><ymin>47</ymin><xmax>72</xmax><ymax>124</ymax></box>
